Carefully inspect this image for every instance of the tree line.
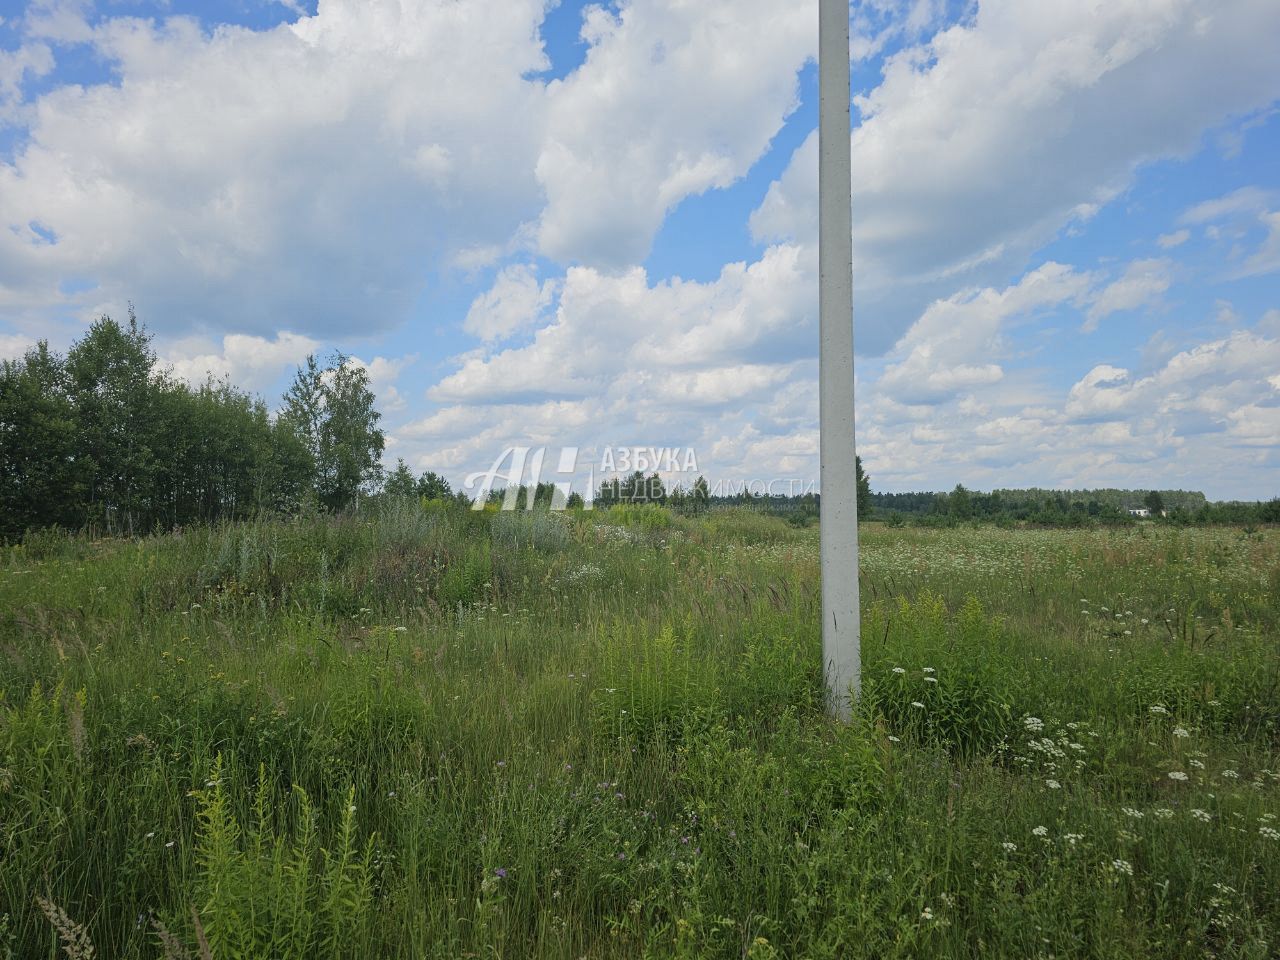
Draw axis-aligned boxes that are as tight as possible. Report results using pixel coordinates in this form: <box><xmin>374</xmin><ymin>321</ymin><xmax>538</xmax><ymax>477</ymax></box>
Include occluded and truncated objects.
<box><xmin>0</xmin><ymin>313</ymin><xmax>385</xmax><ymax>541</ymax></box>
<box><xmin>871</xmin><ymin>484</ymin><xmax>1279</xmax><ymax>527</ymax></box>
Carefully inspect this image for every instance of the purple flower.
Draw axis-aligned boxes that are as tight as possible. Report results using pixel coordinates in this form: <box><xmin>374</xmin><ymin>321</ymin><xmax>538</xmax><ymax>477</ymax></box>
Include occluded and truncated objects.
<box><xmin>494</xmin><ymin>867</ymin><xmax>507</xmax><ymax>879</ymax></box>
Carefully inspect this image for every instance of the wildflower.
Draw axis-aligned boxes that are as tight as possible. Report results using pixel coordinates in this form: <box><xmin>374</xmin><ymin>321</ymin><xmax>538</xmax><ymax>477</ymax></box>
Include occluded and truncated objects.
<box><xmin>494</xmin><ymin>867</ymin><xmax>508</xmax><ymax>879</ymax></box>
<box><xmin>1168</xmin><ymin>771</ymin><xmax>1189</xmax><ymax>781</ymax></box>
<box><xmin>145</xmin><ymin>831</ymin><xmax>156</xmax><ymax>839</ymax></box>
<box><xmin>892</xmin><ymin>667</ymin><xmax>906</xmax><ymax>674</ymax></box>
<box><xmin>1172</xmin><ymin>727</ymin><xmax>1190</xmax><ymax>738</ymax></box>
<box><xmin>911</xmin><ymin>701</ymin><xmax>925</xmax><ymax>709</ymax></box>
<box><xmin>887</xmin><ymin>736</ymin><xmax>901</xmax><ymax>743</ymax></box>
<box><xmin>1153</xmin><ymin>808</ymin><xmax>1174</xmax><ymax>820</ymax></box>
<box><xmin>1121</xmin><ymin>808</ymin><xmax>1144</xmax><ymax>819</ymax></box>
<box><xmin>1149</xmin><ymin>705</ymin><xmax>1169</xmax><ymax>716</ymax></box>
<box><xmin>924</xmin><ymin>676</ymin><xmax>938</xmax><ymax>683</ymax></box>
<box><xmin>1064</xmin><ymin>833</ymin><xmax>1084</xmax><ymax>845</ymax></box>
<box><xmin>1001</xmin><ymin>842</ymin><xmax>1017</xmax><ymax>852</ymax></box>
<box><xmin>920</xmin><ymin>907</ymin><xmax>934</xmax><ymax>921</ymax></box>
<box><xmin>1222</xmin><ymin>769</ymin><xmax>1239</xmax><ymax>779</ymax></box>
<box><xmin>1190</xmin><ymin>809</ymin><xmax>1211</xmax><ymax>822</ymax></box>
<box><xmin>1110</xmin><ymin>859</ymin><xmax>1134</xmax><ymax>876</ymax></box>
<box><xmin>1023</xmin><ymin>717</ymin><xmax>1045</xmax><ymax>732</ymax></box>
<box><xmin>165</xmin><ymin>841</ymin><xmax>175</xmax><ymax>849</ymax></box>
<box><xmin>1032</xmin><ymin>826</ymin><xmax>1049</xmax><ymax>837</ymax></box>
<box><xmin>1045</xmin><ymin>779</ymin><xmax>1061</xmax><ymax>790</ymax></box>
<box><xmin>1259</xmin><ymin>826</ymin><xmax>1280</xmax><ymax>840</ymax></box>
<box><xmin>496</xmin><ymin>760</ymin><xmax>507</xmax><ymax>768</ymax></box>
<box><xmin>922</xmin><ymin>667</ymin><xmax>936</xmax><ymax>674</ymax></box>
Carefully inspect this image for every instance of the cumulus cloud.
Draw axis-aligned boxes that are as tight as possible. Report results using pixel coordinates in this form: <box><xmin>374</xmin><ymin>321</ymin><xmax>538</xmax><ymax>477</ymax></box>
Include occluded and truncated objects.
<box><xmin>159</xmin><ymin>331</ymin><xmax>320</xmax><ymax>395</ymax></box>
<box><xmin>880</xmin><ymin>262</ymin><xmax>1091</xmax><ymax>403</ymax></box>
<box><xmin>754</xmin><ymin>0</ymin><xmax>1280</xmax><ymax>348</ymax></box>
<box><xmin>1</xmin><ymin>0</ymin><xmax>550</xmax><ymax>335</ymax></box>
<box><xmin>391</xmin><ymin>243</ymin><xmax>818</xmax><ymax>481</ymax></box>
<box><xmin>534</xmin><ymin>0</ymin><xmax>814</xmax><ymax>267</ymax></box>
<box><xmin>463</xmin><ymin>265</ymin><xmax>558</xmax><ymax>343</ymax></box>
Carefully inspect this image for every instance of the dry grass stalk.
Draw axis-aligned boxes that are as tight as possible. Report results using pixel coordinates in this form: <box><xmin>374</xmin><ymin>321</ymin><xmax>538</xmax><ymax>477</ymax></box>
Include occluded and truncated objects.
<box><xmin>35</xmin><ymin>895</ymin><xmax>96</xmax><ymax>960</ymax></box>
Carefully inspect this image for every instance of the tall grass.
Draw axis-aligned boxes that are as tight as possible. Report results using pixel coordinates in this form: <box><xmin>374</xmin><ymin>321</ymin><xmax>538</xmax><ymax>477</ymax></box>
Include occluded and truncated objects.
<box><xmin>1</xmin><ymin>507</ymin><xmax>1277</xmax><ymax>957</ymax></box>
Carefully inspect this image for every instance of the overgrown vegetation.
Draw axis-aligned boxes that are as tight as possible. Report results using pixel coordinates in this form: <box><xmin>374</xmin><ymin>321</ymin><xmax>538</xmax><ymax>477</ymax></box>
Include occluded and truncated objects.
<box><xmin>1</xmin><ymin>506</ymin><xmax>1277</xmax><ymax>958</ymax></box>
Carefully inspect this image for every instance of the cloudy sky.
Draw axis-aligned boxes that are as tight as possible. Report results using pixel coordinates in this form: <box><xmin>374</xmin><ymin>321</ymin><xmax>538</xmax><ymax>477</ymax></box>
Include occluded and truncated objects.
<box><xmin>2</xmin><ymin>0</ymin><xmax>1278</xmax><ymax>500</ymax></box>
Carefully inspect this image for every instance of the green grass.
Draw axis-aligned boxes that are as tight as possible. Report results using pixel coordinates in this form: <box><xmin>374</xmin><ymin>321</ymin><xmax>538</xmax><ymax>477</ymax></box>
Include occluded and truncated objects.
<box><xmin>1</xmin><ymin>507</ymin><xmax>1277</xmax><ymax>958</ymax></box>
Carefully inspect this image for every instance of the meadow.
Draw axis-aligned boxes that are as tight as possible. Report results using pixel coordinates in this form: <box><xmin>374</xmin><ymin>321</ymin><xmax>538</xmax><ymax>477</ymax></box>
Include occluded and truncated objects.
<box><xmin>1</xmin><ymin>504</ymin><xmax>1278</xmax><ymax>959</ymax></box>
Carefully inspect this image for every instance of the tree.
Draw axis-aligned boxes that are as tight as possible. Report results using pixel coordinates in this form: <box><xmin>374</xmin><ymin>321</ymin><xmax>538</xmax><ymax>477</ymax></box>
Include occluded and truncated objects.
<box><xmin>280</xmin><ymin>353</ymin><xmax>385</xmax><ymax>513</ymax></box>
<box><xmin>316</xmin><ymin>356</ymin><xmax>384</xmax><ymax>511</ymax></box>
<box><xmin>416</xmin><ymin>470</ymin><xmax>451</xmax><ymax>501</ymax></box>
<box><xmin>279</xmin><ymin>355</ymin><xmax>324</xmax><ymax>493</ymax></box>
<box><xmin>1144</xmin><ymin>490</ymin><xmax>1165</xmax><ymax>516</ymax></box>
<box><xmin>950</xmin><ymin>483</ymin><xmax>973</xmax><ymax>520</ymax></box>
<box><xmin>0</xmin><ymin>342</ymin><xmax>81</xmax><ymax>538</ymax></box>
<box><xmin>65</xmin><ymin>311</ymin><xmax>162</xmax><ymax>534</ymax></box>
<box><xmin>692</xmin><ymin>475</ymin><xmax>710</xmax><ymax>512</ymax></box>
<box><xmin>855</xmin><ymin>455</ymin><xmax>871</xmax><ymax>520</ymax></box>
<box><xmin>383</xmin><ymin>459</ymin><xmax>417</xmax><ymax>499</ymax></box>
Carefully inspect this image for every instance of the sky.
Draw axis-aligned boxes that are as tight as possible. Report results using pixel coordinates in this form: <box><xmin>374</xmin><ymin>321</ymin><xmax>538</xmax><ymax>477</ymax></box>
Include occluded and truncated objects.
<box><xmin>1</xmin><ymin>0</ymin><xmax>1278</xmax><ymax>501</ymax></box>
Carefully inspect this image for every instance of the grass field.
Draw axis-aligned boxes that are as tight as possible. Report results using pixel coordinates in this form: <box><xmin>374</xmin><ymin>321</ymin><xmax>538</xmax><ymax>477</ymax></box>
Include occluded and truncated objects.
<box><xmin>2</xmin><ymin>505</ymin><xmax>1278</xmax><ymax>959</ymax></box>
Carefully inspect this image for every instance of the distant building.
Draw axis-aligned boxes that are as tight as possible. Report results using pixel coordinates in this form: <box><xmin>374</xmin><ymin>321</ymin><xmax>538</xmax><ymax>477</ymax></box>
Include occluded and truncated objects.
<box><xmin>1128</xmin><ymin>508</ymin><xmax>1150</xmax><ymax>518</ymax></box>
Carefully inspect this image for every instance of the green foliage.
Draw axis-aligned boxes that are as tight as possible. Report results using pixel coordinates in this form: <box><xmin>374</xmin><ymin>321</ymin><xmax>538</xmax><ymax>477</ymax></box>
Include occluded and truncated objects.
<box><xmin>191</xmin><ymin>761</ymin><xmax>375</xmax><ymax>960</ymax></box>
<box><xmin>602</xmin><ymin>502</ymin><xmax>673</xmax><ymax>530</ymax></box>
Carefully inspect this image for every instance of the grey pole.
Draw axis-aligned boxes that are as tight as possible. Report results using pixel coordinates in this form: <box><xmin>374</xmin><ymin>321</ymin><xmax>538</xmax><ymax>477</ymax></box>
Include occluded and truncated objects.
<box><xmin>818</xmin><ymin>0</ymin><xmax>859</xmax><ymax>719</ymax></box>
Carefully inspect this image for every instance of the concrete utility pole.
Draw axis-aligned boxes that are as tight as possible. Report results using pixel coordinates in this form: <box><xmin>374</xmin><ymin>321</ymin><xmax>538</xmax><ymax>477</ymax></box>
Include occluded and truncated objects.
<box><xmin>818</xmin><ymin>0</ymin><xmax>859</xmax><ymax>720</ymax></box>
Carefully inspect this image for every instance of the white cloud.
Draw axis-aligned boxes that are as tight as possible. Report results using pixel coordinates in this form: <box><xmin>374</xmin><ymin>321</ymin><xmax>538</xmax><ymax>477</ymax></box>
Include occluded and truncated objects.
<box><xmin>0</xmin><ymin>41</ymin><xmax>53</xmax><ymax>119</ymax></box>
<box><xmin>754</xmin><ymin>0</ymin><xmax>1280</xmax><ymax>348</ymax></box>
<box><xmin>880</xmin><ymin>262</ymin><xmax>1091</xmax><ymax>403</ymax></box>
<box><xmin>1084</xmin><ymin>258</ymin><xmax>1172</xmax><ymax>331</ymax></box>
<box><xmin>1180</xmin><ymin>186</ymin><xmax>1273</xmax><ymax>224</ymax></box>
<box><xmin>430</xmin><ymin>243</ymin><xmax>815</xmax><ymax>406</ymax></box>
<box><xmin>0</xmin><ymin>332</ymin><xmax>36</xmax><ymax>360</ymax></box>
<box><xmin>348</xmin><ymin>353</ymin><xmax>417</xmax><ymax>415</ymax></box>
<box><xmin>159</xmin><ymin>330</ymin><xmax>319</xmax><ymax>395</ymax></box>
<box><xmin>1157</xmin><ymin>228</ymin><xmax>1191</xmax><ymax>249</ymax></box>
<box><xmin>1</xmin><ymin>0</ymin><xmax>550</xmax><ymax>336</ymax></box>
<box><xmin>463</xmin><ymin>265</ymin><xmax>557</xmax><ymax>343</ymax></box>
<box><xmin>534</xmin><ymin>0</ymin><xmax>815</xmax><ymax>267</ymax></box>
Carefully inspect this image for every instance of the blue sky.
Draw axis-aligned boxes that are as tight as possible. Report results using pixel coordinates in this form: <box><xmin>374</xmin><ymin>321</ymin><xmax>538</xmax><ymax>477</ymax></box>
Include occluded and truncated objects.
<box><xmin>1</xmin><ymin>0</ymin><xmax>1278</xmax><ymax>500</ymax></box>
